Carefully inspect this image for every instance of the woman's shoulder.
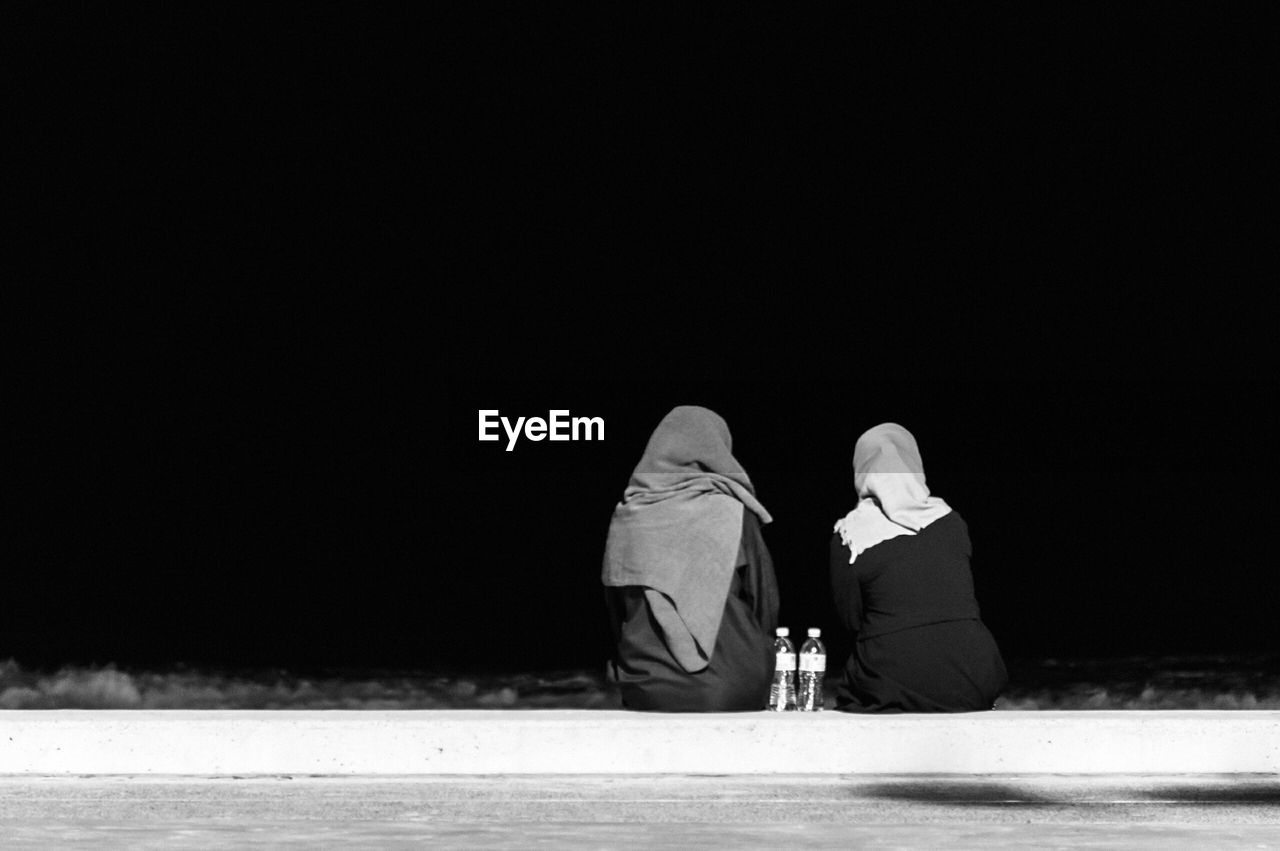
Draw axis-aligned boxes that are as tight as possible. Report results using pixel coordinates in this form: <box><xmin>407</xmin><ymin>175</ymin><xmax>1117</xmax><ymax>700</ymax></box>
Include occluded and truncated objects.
<box><xmin>932</xmin><ymin>508</ymin><xmax>968</xmax><ymax>535</ymax></box>
<box><xmin>828</xmin><ymin>508</ymin><xmax>968</xmax><ymax>556</ymax></box>
<box><xmin>737</xmin><ymin>508</ymin><xmax>769</xmax><ymax>562</ymax></box>
<box><xmin>917</xmin><ymin>508</ymin><xmax>972</xmax><ymax>557</ymax></box>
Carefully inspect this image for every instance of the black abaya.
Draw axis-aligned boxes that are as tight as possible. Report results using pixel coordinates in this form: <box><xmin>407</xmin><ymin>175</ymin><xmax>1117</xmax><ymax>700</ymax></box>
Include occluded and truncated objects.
<box><xmin>830</xmin><ymin>510</ymin><xmax>1006</xmax><ymax>713</ymax></box>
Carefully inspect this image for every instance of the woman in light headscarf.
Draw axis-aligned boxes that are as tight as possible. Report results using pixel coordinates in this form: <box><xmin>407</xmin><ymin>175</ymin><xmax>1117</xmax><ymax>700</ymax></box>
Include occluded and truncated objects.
<box><xmin>603</xmin><ymin>406</ymin><xmax>779</xmax><ymax>711</ymax></box>
<box><xmin>829</xmin><ymin>423</ymin><xmax>1006</xmax><ymax>712</ymax></box>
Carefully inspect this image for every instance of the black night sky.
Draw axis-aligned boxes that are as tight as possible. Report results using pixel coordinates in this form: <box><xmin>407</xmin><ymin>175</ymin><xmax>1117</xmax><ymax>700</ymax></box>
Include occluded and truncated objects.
<box><xmin>8</xmin><ymin>6</ymin><xmax>1273</xmax><ymax>676</ymax></box>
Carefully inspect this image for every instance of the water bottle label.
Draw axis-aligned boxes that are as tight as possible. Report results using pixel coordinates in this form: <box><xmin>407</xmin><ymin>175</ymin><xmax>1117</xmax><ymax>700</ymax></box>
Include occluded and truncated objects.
<box><xmin>776</xmin><ymin>652</ymin><xmax>796</xmax><ymax>670</ymax></box>
<box><xmin>799</xmin><ymin>655</ymin><xmax>826</xmax><ymax>672</ymax></box>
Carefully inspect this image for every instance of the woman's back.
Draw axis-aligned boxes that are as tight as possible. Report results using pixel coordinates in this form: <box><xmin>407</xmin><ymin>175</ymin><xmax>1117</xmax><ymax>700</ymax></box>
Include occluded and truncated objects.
<box><xmin>830</xmin><ymin>511</ymin><xmax>981</xmax><ymax>641</ymax></box>
<box><xmin>608</xmin><ymin>510</ymin><xmax>778</xmax><ymax>711</ymax></box>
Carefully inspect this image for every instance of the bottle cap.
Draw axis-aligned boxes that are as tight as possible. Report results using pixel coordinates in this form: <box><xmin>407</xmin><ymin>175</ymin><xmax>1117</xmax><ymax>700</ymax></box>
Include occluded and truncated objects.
<box><xmin>776</xmin><ymin>627</ymin><xmax>789</xmax><ymax>637</ymax></box>
<box><xmin>807</xmin><ymin>628</ymin><xmax>821</xmax><ymax>637</ymax></box>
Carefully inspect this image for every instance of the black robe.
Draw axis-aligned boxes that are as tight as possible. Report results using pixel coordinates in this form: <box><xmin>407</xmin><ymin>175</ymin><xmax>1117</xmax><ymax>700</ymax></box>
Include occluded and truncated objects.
<box><xmin>830</xmin><ymin>510</ymin><xmax>1007</xmax><ymax>712</ymax></box>
<box><xmin>606</xmin><ymin>511</ymin><xmax>779</xmax><ymax>711</ymax></box>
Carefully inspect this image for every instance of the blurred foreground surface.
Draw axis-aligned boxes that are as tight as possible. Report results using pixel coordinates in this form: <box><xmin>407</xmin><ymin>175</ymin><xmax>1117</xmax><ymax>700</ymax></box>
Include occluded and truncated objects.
<box><xmin>3</xmin><ymin>654</ymin><xmax>1280</xmax><ymax>710</ymax></box>
<box><xmin>2</xmin><ymin>775</ymin><xmax>1279</xmax><ymax>849</ymax></box>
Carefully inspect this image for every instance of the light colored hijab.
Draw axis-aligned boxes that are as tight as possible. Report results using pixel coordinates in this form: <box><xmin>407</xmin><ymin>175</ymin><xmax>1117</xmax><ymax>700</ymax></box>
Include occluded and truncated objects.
<box><xmin>603</xmin><ymin>406</ymin><xmax>772</xmax><ymax>673</ymax></box>
<box><xmin>833</xmin><ymin>423</ymin><xmax>951</xmax><ymax>564</ymax></box>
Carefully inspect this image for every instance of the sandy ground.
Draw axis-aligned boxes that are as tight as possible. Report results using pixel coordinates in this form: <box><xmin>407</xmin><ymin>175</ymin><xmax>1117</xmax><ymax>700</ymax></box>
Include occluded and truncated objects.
<box><xmin>2</xmin><ymin>774</ymin><xmax>1279</xmax><ymax>848</ymax></box>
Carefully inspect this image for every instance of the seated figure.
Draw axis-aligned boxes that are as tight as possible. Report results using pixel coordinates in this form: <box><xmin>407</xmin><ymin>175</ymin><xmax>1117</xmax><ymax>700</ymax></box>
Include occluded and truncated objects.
<box><xmin>603</xmin><ymin>406</ymin><xmax>779</xmax><ymax>712</ymax></box>
<box><xmin>830</xmin><ymin>423</ymin><xmax>1007</xmax><ymax>712</ymax></box>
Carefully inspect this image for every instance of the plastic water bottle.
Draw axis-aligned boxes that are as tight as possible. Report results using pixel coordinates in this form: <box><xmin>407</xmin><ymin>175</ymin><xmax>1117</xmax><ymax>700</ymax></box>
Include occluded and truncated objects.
<box><xmin>768</xmin><ymin>627</ymin><xmax>796</xmax><ymax>711</ymax></box>
<box><xmin>797</xmin><ymin>628</ymin><xmax>826</xmax><ymax>712</ymax></box>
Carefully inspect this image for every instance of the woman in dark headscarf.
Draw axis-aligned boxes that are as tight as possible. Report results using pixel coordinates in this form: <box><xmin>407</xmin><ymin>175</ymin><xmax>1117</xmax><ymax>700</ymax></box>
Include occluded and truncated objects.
<box><xmin>603</xmin><ymin>406</ymin><xmax>779</xmax><ymax>712</ymax></box>
<box><xmin>830</xmin><ymin>423</ymin><xmax>1007</xmax><ymax>713</ymax></box>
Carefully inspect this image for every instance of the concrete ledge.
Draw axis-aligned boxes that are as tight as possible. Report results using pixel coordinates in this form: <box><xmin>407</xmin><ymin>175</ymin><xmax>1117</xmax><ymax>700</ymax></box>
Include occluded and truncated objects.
<box><xmin>2</xmin><ymin>710</ymin><xmax>1279</xmax><ymax>775</ymax></box>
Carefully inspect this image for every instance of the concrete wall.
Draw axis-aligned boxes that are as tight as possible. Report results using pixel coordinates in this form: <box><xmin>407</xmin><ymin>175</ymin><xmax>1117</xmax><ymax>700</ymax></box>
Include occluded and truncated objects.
<box><xmin>3</xmin><ymin>710</ymin><xmax>1279</xmax><ymax>775</ymax></box>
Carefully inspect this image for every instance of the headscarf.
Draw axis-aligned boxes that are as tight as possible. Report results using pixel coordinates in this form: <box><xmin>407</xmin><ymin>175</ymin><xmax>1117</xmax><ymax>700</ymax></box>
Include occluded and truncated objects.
<box><xmin>833</xmin><ymin>423</ymin><xmax>951</xmax><ymax>564</ymax></box>
<box><xmin>602</xmin><ymin>406</ymin><xmax>772</xmax><ymax>673</ymax></box>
